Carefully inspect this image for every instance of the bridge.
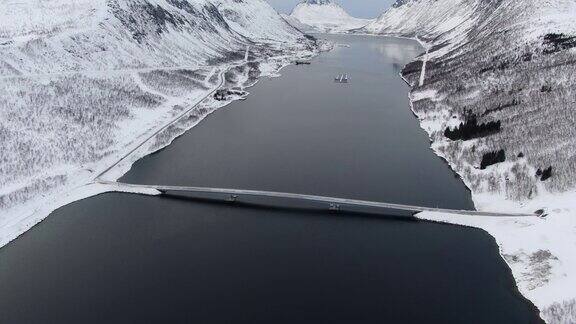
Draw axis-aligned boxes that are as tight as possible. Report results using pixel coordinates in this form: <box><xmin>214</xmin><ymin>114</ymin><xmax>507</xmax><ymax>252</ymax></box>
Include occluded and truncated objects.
<box><xmin>99</xmin><ymin>181</ymin><xmax>536</xmax><ymax>218</ymax></box>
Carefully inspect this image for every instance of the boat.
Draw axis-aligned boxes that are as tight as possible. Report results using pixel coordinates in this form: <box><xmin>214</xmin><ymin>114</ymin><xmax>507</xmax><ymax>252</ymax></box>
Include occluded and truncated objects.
<box><xmin>334</xmin><ymin>74</ymin><xmax>349</xmax><ymax>83</ymax></box>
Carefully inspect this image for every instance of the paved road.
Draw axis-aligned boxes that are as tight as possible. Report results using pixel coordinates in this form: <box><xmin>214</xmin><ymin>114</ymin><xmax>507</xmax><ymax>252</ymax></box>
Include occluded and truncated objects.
<box><xmin>99</xmin><ymin>181</ymin><xmax>536</xmax><ymax>217</ymax></box>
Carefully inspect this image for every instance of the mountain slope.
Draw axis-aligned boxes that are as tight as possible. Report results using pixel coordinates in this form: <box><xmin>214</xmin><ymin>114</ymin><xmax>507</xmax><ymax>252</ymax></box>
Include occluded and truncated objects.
<box><xmin>364</xmin><ymin>0</ymin><xmax>576</xmax><ymax>209</ymax></box>
<box><xmin>0</xmin><ymin>0</ymin><xmax>308</xmax><ymax>75</ymax></box>
<box><xmin>0</xmin><ymin>0</ymin><xmax>316</xmax><ymax>247</ymax></box>
<box><xmin>289</xmin><ymin>0</ymin><xmax>372</xmax><ymax>33</ymax></box>
<box><xmin>362</xmin><ymin>0</ymin><xmax>576</xmax><ymax>322</ymax></box>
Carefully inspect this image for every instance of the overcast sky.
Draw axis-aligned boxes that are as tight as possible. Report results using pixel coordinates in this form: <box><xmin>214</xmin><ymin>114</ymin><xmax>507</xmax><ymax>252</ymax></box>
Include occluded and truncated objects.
<box><xmin>265</xmin><ymin>0</ymin><xmax>395</xmax><ymax>18</ymax></box>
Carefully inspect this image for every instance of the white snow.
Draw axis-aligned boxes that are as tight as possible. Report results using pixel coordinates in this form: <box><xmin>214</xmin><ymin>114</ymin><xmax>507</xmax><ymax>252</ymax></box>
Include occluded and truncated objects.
<box><xmin>362</xmin><ymin>0</ymin><xmax>477</xmax><ymax>39</ymax></box>
<box><xmin>0</xmin><ymin>0</ymin><xmax>318</xmax><ymax>248</ymax></box>
<box><xmin>409</xmin><ymin>81</ymin><xmax>576</xmax><ymax>323</ymax></box>
<box><xmin>418</xmin><ymin>202</ymin><xmax>576</xmax><ymax>321</ymax></box>
<box><xmin>364</xmin><ymin>0</ymin><xmax>576</xmax><ymax>322</ymax></box>
<box><xmin>288</xmin><ymin>0</ymin><xmax>373</xmax><ymax>33</ymax></box>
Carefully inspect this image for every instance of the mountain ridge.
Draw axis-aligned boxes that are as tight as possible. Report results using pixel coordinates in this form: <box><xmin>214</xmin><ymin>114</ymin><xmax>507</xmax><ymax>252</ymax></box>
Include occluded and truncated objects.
<box><xmin>0</xmin><ymin>0</ymin><xmax>309</xmax><ymax>75</ymax></box>
<box><xmin>288</xmin><ymin>0</ymin><xmax>372</xmax><ymax>33</ymax></box>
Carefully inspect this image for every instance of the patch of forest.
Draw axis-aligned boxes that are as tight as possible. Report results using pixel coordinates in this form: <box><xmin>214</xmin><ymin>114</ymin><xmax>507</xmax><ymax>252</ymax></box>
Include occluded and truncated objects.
<box><xmin>444</xmin><ymin>114</ymin><xmax>501</xmax><ymax>141</ymax></box>
<box><xmin>480</xmin><ymin>149</ymin><xmax>506</xmax><ymax>169</ymax></box>
<box><xmin>401</xmin><ymin>60</ymin><xmax>423</xmax><ymax>77</ymax></box>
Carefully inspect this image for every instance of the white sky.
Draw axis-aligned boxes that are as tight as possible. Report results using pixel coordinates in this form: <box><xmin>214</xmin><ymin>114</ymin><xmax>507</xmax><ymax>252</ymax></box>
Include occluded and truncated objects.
<box><xmin>265</xmin><ymin>0</ymin><xmax>395</xmax><ymax>18</ymax></box>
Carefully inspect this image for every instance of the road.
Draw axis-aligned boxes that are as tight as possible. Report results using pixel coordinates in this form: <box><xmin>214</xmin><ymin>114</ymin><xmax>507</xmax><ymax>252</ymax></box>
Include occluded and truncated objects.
<box><xmin>98</xmin><ymin>181</ymin><xmax>537</xmax><ymax>218</ymax></box>
<box><xmin>94</xmin><ymin>66</ymin><xmax>228</xmax><ymax>180</ymax></box>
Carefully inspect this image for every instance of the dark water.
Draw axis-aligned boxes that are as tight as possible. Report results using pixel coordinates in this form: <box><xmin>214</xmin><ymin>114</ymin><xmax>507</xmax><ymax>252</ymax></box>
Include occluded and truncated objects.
<box><xmin>123</xmin><ymin>35</ymin><xmax>472</xmax><ymax>208</ymax></box>
<box><xmin>0</xmin><ymin>35</ymin><xmax>541</xmax><ymax>323</ymax></box>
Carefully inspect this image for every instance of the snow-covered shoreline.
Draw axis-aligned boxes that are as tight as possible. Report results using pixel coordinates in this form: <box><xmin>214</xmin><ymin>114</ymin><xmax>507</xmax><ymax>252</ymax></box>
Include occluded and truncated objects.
<box><xmin>0</xmin><ymin>48</ymin><xmax>320</xmax><ymax>249</ymax></box>
<box><xmin>2</xmin><ymin>0</ymin><xmax>574</xmax><ymax>319</ymax></box>
<box><xmin>408</xmin><ymin>86</ymin><xmax>576</xmax><ymax>322</ymax></box>
<box><xmin>0</xmin><ymin>0</ymin><xmax>323</xmax><ymax>248</ymax></box>
<box><xmin>351</xmin><ymin>0</ymin><xmax>576</xmax><ymax>319</ymax></box>
<box><xmin>398</xmin><ymin>35</ymin><xmax>576</xmax><ymax>323</ymax></box>
<box><xmin>347</xmin><ymin>28</ymin><xmax>576</xmax><ymax>322</ymax></box>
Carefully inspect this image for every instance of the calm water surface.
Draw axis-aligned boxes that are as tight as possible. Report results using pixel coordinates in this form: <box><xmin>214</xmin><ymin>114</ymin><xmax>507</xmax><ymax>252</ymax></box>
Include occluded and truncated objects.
<box><xmin>0</xmin><ymin>35</ymin><xmax>541</xmax><ymax>323</ymax></box>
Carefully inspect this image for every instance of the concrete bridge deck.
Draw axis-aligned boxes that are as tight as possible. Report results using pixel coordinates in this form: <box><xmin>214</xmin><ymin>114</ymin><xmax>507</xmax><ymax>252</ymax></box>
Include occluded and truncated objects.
<box><xmin>100</xmin><ymin>181</ymin><xmax>536</xmax><ymax>217</ymax></box>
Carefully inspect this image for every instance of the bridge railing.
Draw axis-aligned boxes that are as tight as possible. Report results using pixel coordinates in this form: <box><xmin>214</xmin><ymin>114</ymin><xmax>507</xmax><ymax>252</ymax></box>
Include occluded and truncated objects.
<box><xmin>98</xmin><ymin>181</ymin><xmax>536</xmax><ymax>218</ymax></box>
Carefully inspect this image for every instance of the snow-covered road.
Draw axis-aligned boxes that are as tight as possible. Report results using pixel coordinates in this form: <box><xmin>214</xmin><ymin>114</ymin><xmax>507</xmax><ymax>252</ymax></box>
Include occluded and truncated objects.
<box><xmin>94</xmin><ymin>67</ymin><xmax>227</xmax><ymax>181</ymax></box>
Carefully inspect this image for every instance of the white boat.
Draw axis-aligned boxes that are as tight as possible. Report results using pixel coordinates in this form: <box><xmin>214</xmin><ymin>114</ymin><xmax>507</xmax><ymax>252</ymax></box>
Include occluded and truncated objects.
<box><xmin>334</xmin><ymin>74</ymin><xmax>350</xmax><ymax>83</ymax></box>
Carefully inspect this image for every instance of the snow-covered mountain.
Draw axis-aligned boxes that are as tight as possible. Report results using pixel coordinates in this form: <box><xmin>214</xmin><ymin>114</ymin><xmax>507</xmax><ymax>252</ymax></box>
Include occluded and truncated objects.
<box><xmin>0</xmin><ymin>0</ymin><xmax>316</xmax><ymax>247</ymax></box>
<box><xmin>288</xmin><ymin>0</ymin><xmax>372</xmax><ymax>33</ymax></box>
<box><xmin>363</xmin><ymin>0</ymin><xmax>576</xmax><ymax>214</ymax></box>
<box><xmin>0</xmin><ymin>0</ymin><xmax>309</xmax><ymax>75</ymax></box>
<box><xmin>362</xmin><ymin>0</ymin><xmax>576</xmax><ymax>322</ymax></box>
<box><xmin>280</xmin><ymin>13</ymin><xmax>317</xmax><ymax>34</ymax></box>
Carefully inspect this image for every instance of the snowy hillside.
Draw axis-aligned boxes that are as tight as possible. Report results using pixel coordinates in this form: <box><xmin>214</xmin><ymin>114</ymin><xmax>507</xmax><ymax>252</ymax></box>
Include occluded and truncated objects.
<box><xmin>0</xmin><ymin>0</ymin><xmax>309</xmax><ymax>74</ymax></box>
<box><xmin>0</xmin><ymin>0</ymin><xmax>316</xmax><ymax>247</ymax></box>
<box><xmin>362</xmin><ymin>0</ymin><xmax>576</xmax><ymax>322</ymax></box>
<box><xmin>289</xmin><ymin>0</ymin><xmax>372</xmax><ymax>33</ymax></box>
<box><xmin>280</xmin><ymin>14</ymin><xmax>318</xmax><ymax>34</ymax></box>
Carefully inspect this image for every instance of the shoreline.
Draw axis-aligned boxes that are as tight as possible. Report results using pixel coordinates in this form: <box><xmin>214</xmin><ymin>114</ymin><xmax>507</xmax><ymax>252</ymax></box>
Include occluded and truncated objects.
<box><xmin>0</xmin><ymin>47</ymin><xmax>318</xmax><ymax>250</ymax></box>
<box><xmin>400</xmin><ymin>35</ymin><xmax>549</xmax><ymax>318</ymax></box>
<box><xmin>2</xmin><ymin>30</ymin><xmax>572</xmax><ymax>322</ymax></box>
<box><xmin>397</xmin><ymin>37</ymin><xmax>548</xmax><ymax>320</ymax></box>
<box><xmin>394</xmin><ymin>34</ymin><xmax>575</xmax><ymax>323</ymax></box>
